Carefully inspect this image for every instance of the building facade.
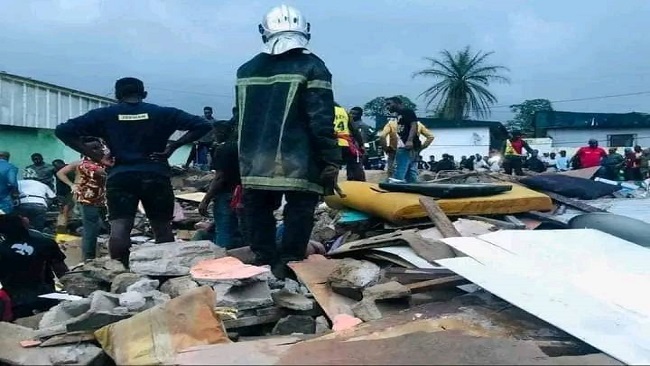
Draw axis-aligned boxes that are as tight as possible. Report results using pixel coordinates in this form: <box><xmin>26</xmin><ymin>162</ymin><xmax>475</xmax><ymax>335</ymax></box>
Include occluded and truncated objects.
<box><xmin>0</xmin><ymin>72</ymin><xmax>190</xmax><ymax>170</ymax></box>
<box><xmin>534</xmin><ymin>111</ymin><xmax>650</xmax><ymax>148</ymax></box>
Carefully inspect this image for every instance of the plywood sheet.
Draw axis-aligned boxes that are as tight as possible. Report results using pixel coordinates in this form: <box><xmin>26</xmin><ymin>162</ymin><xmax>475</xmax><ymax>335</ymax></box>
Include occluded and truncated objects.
<box><xmin>287</xmin><ymin>255</ymin><xmax>356</xmax><ymax>322</ymax></box>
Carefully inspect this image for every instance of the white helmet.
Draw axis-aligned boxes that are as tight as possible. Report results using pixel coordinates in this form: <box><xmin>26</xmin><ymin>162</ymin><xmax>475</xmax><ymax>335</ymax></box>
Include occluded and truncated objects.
<box><xmin>259</xmin><ymin>5</ymin><xmax>311</xmax><ymax>55</ymax></box>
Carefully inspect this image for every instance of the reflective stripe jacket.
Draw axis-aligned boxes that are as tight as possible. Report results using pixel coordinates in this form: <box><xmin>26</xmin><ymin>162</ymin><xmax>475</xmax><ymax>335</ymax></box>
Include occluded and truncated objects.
<box><xmin>236</xmin><ymin>49</ymin><xmax>341</xmax><ymax>194</ymax></box>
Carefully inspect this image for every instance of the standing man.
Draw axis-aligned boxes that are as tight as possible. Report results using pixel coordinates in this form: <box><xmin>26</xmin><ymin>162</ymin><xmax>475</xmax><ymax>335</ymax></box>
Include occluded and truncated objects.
<box><xmin>378</xmin><ymin>117</ymin><xmax>433</xmax><ymax>178</ymax></box>
<box><xmin>503</xmin><ymin>130</ymin><xmax>533</xmax><ymax>176</ymax></box>
<box><xmin>55</xmin><ymin>77</ymin><xmax>211</xmax><ymax>266</ymax></box>
<box><xmin>573</xmin><ymin>139</ymin><xmax>607</xmax><ymax>169</ymax></box>
<box><xmin>236</xmin><ymin>5</ymin><xmax>340</xmax><ymax>278</ymax></box>
<box><xmin>24</xmin><ymin>153</ymin><xmax>55</xmax><ymax>190</ymax></box>
<box><xmin>349</xmin><ymin>107</ymin><xmax>375</xmax><ymax>171</ymax></box>
<box><xmin>334</xmin><ymin>104</ymin><xmax>365</xmax><ymax>181</ymax></box>
<box><xmin>56</xmin><ymin>138</ymin><xmax>109</xmax><ymax>261</ymax></box>
<box><xmin>384</xmin><ymin>96</ymin><xmax>420</xmax><ymax>182</ymax></box>
<box><xmin>0</xmin><ymin>152</ymin><xmax>19</xmax><ymax>214</ymax></box>
<box><xmin>185</xmin><ymin>106</ymin><xmax>218</xmax><ymax>170</ymax></box>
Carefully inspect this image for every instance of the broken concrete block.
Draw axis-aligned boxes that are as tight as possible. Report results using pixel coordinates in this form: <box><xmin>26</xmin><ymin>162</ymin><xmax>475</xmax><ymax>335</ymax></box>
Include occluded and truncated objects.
<box><xmin>50</xmin><ymin>346</ymin><xmax>83</xmax><ymax>365</ymax></box>
<box><xmin>59</xmin><ymin>272</ymin><xmax>109</xmax><ymax>297</ymax></box>
<box><xmin>190</xmin><ymin>256</ymin><xmax>270</xmax><ymax>286</ymax></box>
<box><xmin>328</xmin><ymin>259</ymin><xmax>381</xmax><ymax>301</ymax></box>
<box><xmin>0</xmin><ymin>322</ymin><xmax>104</xmax><ymax>366</ymax></box>
<box><xmin>272</xmin><ymin>315</ymin><xmax>316</xmax><ymax>335</ymax></box>
<box><xmin>213</xmin><ymin>281</ymin><xmax>274</xmax><ymax>311</ymax></box>
<box><xmin>65</xmin><ymin>291</ymin><xmax>132</xmax><ymax>332</ymax></box>
<box><xmin>283</xmin><ymin>278</ymin><xmax>301</xmax><ymax>294</ymax></box>
<box><xmin>129</xmin><ymin>240</ymin><xmax>225</xmax><ymax>276</ymax></box>
<box><xmin>119</xmin><ymin>291</ymin><xmax>147</xmax><ymax>311</ymax></box>
<box><xmin>362</xmin><ymin>281</ymin><xmax>411</xmax><ymax>301</ymax></box>
<box><xmin>110</xmin><ymin>273</ymin><xmax>144</xmax><ymax>294</ymax></box>
<box><xmin>80</xmin><ymin>257</ymin><xmax>128</xmax><ymax>283</ymax></box>
<box><xmin>271</xmin><ymin>289</ymin><xmax>314</xmax><ymax>311</ymax></box>
<box><xmin>39</xmin><ymin>299</ymin><xmax>92</xmax><ymax>330</ymax></box>
<box><xmin>147</xmin><ymin>290</ymin><xmax>171</xmax><ymax>307</ymax></box>
<box><xmin>126</xmin><ymin>278</ymin><xmax>160</xmax><ymax>294</ymax></box>
<box><xmin>159</xmin><ymin>276</ymin><xmax>199</xmax><ymax>298</ymax></box>
<box><xmin>352</xmin><ymin>300</ymin><xmax>383</xmax><ymax>322</ymax></box>
<box><xmin>315</xmin><ymin>315</ymin><xmax>330</xmax><ymax>334</ymax></box>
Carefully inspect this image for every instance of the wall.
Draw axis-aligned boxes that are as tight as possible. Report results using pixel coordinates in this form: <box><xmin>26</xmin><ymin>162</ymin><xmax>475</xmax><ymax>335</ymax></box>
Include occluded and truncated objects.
<box><xmin>546</xmin><ymin>128</ymin><xmax>650</xmax><ymax>148</ymax></box>
<box><xmin>419</xmin><ymin>127</ymin><xmax>491</xmax><ymax>160</ymax></box>
<box><xmin>0</xmin><ymin>125</ymin><xmax>191</xmax><ymax>173</ymax></box>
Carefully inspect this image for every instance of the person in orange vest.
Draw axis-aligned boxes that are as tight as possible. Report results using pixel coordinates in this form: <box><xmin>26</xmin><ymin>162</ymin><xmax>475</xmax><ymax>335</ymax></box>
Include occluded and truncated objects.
<box><xmin>334</xmin><ymin>104</ymin><xmax>366</xmax><ymax>181</ymax></box>
<box><xmin>503</xmin><ymin>130</ymin><xmax>533</xmax><ymax>176</ymax></box>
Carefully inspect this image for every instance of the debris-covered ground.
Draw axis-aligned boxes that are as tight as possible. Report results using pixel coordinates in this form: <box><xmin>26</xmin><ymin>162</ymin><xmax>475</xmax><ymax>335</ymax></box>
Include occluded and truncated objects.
<box><xmin>2</xmin><ymin>166</ymin><xmax>649</xmax><ymax>365</ymax></box>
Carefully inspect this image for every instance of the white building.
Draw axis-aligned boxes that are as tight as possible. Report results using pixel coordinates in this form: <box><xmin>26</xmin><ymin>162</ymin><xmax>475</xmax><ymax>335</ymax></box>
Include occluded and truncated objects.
<box><xmin>534</xmin><ymin>111</ymin><xmax>650</xmax><ymax>149</ymax></box>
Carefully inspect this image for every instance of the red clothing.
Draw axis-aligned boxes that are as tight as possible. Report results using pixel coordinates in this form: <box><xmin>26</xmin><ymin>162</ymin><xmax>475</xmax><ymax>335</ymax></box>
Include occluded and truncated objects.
<box><xmin>576</xmin><ymin>146</ymin><xmax>607</xmax><ymax>168</ymax></box>
<box><xmin>0</xmin><ymin>289</ymin><xmax>13</xmax><ymax>321</ymax></box>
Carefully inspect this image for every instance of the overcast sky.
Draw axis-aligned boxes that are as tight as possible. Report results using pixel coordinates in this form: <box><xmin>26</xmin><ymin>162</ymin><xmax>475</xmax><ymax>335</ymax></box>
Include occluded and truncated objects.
<box><xmin>1</xmin><ymin>0</ymin><xmax>649</xmax><ymax>123</ymax></box>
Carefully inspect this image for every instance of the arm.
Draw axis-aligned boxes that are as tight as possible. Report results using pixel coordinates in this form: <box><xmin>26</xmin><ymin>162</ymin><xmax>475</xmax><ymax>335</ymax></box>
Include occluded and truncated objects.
<box><xmin>162</xmin><ymin>109</ymin><xmax>212</xmax><ymax>153</ymax></box>
<box><xmin>522</xmin><ymin>141</ymin><xmax>534</xmax><ymax>155</ymax></box>
<box><xmin>349</xmin><ymin>121</ymin><xmax>365</xmax><ymax>152</ymax></box>
<box><xmin>55</xmin><ymin>109</ymin><xmax>107</xmax><ymax>164</ymax></box>
<box><xmin>46</xmin><ymin>238</ymin><xmax>69</xmax><ymax>278</ymax></box>
<box><xmin>56</xmin><ymin>161</ymin><xmax>80</xmax><ymax>188</ymax></box>
<box><xmin>7</xmin><ymin>165</ymin><xmax>18</xmax><ymax>197</ymax></box>
<box><xmin>45</xmin><ymin>185</ymin><xmax>56</xmax><ymax>200</ymax></box>
<box><xmin>406</xmin><ymin>121</ymin><xmax>418</xmax><ymax>148</ymax></box>
<box><xmin>302</xmin><ymin>63</ymin><xmax>341</xmax><ymax>168</ymax></box>
<box><xmin>418</xmin><ymin>123</ymin><xmax>435</xmax><ymax>149</ymax></box>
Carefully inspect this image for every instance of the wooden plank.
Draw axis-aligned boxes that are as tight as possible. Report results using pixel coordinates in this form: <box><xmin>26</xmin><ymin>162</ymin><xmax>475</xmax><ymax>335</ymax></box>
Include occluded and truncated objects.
<box><xmin>405</xmin><ymin>275</ymin><xmax>469</xmax><ymax>293</ymax></box>
<box><xmin>541</xmin><ymin>191</ymin><xmax>607</xmax><ymax>213</ymax></box>
<box><xmin>437</xmin><ymin>256</ymin><xmax>649</xmax><ymax>365</ymax></box>
<box><xmin>419</xmin><ymin>197</ymin><xmax>461</xmax><ymax>238</ymax></box>
<box><xmin>287</xmin><ymin>255</ymin><xmax>356</xmax><ymax>322</ymax></box>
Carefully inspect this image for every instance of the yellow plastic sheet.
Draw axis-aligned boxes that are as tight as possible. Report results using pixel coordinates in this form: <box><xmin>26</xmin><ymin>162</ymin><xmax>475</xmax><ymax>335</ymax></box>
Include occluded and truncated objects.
<box><xmin>325</xmin><ymin>181</ymin><xmax>553</xmax><ymax>223</ymax></box>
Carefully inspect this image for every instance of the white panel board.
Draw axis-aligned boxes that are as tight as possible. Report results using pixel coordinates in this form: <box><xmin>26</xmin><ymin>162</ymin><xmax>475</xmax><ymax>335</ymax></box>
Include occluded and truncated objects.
<box><xmin>437</xmin><ymin>256</ymin><xmax>650</xmax><ymax>365</ymax></box>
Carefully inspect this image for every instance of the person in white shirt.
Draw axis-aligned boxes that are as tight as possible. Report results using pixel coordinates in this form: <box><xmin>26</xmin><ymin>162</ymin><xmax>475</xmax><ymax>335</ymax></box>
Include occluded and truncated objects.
<box><xmin>555</xmin><ymin>150</ymin><xmax>570</xmax><ymax>171</ymax></box>
<box><xmin>16</xmin><ymin>178</ymin><xmax>55</xmax><ymax>231</ymax></box>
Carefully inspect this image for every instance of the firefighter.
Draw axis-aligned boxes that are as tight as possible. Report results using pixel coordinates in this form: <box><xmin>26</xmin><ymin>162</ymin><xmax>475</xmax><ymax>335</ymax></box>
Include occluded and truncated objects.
<box><xmin>236</xmin><ymin>5</ymin><xmax>341</xmax><ymax>279</ymax></box>
<box><xmin>334</xmin><ymin>104</ymin><xmax>365</xmax><ymax>181</ymax></box>
<box><xmin>503</xmin><ymin>130</ymin><xmax>534</xmax><ymax>176</ymax></box>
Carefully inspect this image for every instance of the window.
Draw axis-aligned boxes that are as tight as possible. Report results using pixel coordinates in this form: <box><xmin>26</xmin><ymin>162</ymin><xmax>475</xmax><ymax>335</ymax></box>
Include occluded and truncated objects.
<box><xmin>608</xmin><ymin>134</ymin><xmax>636</xmax><ymax>147</ymax></box>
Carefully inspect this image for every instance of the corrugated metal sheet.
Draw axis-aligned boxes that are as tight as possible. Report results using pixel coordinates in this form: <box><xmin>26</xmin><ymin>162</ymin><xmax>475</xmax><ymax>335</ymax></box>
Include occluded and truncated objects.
<box><xmin>0</xmin><ymin>72</ymin><xmax>115</xmax><ymax>129</ymax></box>
<box><xmin>553</xmin><ymin>197</ymin><xmax>650</xmax><ymax>224</ymax></box>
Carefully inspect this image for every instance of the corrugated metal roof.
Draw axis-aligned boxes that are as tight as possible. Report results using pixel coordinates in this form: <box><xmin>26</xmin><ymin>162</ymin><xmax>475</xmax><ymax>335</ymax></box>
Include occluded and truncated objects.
<box><xmin>0</xmin><ymin>72</ymin><xmax>115</xmax><ymax>129</ymax></box>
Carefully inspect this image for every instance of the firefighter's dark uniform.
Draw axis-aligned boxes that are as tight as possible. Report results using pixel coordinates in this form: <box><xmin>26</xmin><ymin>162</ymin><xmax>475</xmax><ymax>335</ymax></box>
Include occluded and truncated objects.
<box><xmin>236</xmin><ymin>48</ymin><xmax>340</xmax><ymax>273</ymax></box>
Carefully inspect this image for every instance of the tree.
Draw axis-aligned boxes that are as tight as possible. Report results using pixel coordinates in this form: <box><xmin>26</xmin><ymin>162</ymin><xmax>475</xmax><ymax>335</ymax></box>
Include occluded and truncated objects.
<box><xmin>507</xmin><ymin>99</ymin><xmax>554</xmax><ymax>136</ymax></box>
<box><xmin>413</xmin><ymin>46</ymin><xmax>509</xmax><ymax>120</ymax></box>
<box><xmin>363</xmin><ymin>95</ymin><xmax>417</xmax><ymax>121</ymax></box>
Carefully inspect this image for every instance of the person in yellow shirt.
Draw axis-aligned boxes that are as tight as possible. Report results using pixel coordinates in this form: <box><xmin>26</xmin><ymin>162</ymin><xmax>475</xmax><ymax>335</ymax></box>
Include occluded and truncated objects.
<box><xmin>334</xmin><ymin>104</ymin><xmax>366</xmax><ymax>181</ymax></box>
<box><xmin>378</xmin><ymin>118</ymin><xmax>434</xmax><ymax>178</ymax></box>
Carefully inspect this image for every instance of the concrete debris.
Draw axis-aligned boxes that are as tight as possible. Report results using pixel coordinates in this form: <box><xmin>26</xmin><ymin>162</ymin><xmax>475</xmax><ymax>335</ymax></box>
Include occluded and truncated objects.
<box><xmin>271</xmin><ymin>289</ymin><xmax>315</xmax><ymax>311</ymax></box>
<box><xmin>79</xmin><ymin>257</ymin><xmax>127</xmax><ymax>283</ymax></box>
<box><xmin>213</xmin><ymin>281</ymin><xmax>274</xmax><ymax>311</ymax></box>
<box><xmin>351</xmin><ymin>300</ymin><xmax>382</xmax><ymax>322</ymax></box>
<box><xmin>283</xmin><ymin>278</ymin><xmax>302</xmax><ymax>294</ymax></box>
<box><xmin>118</xmin><ymin>291</ymin><xmax>147</xmax><ymax>311</ymax></box>
<box><xmin>39</xmin><ymin>298</ymin><xmax>92</xmax><ymax>330</ymax></box>
<box><xmin>129</xmin><ymin>240</ymin><xmax>225</xmax><ymax>276</ymax></box>
<box><xmin>59</xmin><ymin>272</ymin><xmax>108</xmax><ymax>297</ymax></box>
<box><xmin>332</xmin><ymin>314</ymin><xmax>363</xmax><ymax>332</ymax></box>
<box><xmin>315</xmin><ymin>315</ymin><xmax>330</xmax><ymax>334</ymax></box>
<box><xmin>328</xmin><ymin>258</ymin><xmax>381</xmax><ymax>300</ymax></box>
<box><xmin>125</xmin><ymin>278</ymin><xmax>160</xmax><ymax>294</ymax></box>
<box><xmin>0</xmin><ymin>322</ymin><xmax>104</xmax><ymax>366</ymax></box>
<box><xmin>191</xmin><ymin>256</ymin><xmax>271</xmax><ymax>286</ymax></box>
<box><xmin>109</xmin><ymin>273</ymin><xmax>144</xmax><ymax>294</ymax></box>
<box><xmin>272</xmin><ymin>315</ymin><xmax>316</xmax><ymax>335</ymax></box>
<box><xmin>362</xmin><ymin>281</ymin><xmax>411</xmax><ymax>301</ymax></box>
<box><xmin>159</xmin><ymin>276</ymin><xmax>199</xmax><ymax>298</ymax></box>
<box><xmin>306</xmin><ymin>240</ymin><xmax>327</xmax><ymax>256</ymax></box>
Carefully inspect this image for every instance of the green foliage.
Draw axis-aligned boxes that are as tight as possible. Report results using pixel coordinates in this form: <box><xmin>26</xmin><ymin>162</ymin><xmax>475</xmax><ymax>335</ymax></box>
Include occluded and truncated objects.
<box><xmin>507</xmin><ymin>99</ymin><xmax>554</xmax><ymax>136</ymax></box>
<box><xmin>413</xmin><ymin>46</ymin><xmax>509</xmax><ymax>120</ymax></box>
<box><xmin>363</xmin><ymin>95</ymin><xmax>417</xmax><ymax>121</ymax></box>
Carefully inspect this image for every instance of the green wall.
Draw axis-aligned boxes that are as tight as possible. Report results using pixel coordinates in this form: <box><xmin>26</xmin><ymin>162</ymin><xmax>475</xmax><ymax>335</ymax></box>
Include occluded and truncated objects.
<box><xmin>0</xmin><ymin>125</ymin><xmax>191</xmax><ymax>174</ymax></box>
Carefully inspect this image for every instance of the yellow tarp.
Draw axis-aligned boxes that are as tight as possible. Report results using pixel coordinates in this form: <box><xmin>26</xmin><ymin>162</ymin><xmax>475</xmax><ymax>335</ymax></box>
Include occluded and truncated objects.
<box><xmin>326</xmin><ymin>181</ymin><xmax>553</xmax><ymax>223</ymax></box>
<box><xmin>95</xmin><ymin>286</ymin><xmax>230</xmax><ymax>365</ymax></box>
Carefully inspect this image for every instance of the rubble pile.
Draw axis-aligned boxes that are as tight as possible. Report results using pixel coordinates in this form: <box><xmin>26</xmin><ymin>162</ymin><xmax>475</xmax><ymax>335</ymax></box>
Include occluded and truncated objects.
<box><xmin>3</xmin><ymin>166</ymin><xmax>648</xmax><ymax>365</ymax></box>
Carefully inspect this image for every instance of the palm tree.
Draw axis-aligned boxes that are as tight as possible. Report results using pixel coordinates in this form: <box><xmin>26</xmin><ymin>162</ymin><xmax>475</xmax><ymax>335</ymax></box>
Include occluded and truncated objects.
<box><xmin>413</xmin><ymin>46</ymin><xmax>509</xmax><ymax>120</ymax></box>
